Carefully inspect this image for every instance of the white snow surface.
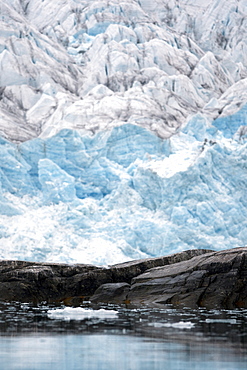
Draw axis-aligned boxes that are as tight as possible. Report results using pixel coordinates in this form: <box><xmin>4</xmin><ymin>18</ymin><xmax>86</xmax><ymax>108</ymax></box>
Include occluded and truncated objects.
<box><xmin>0</xmin><ymin>1</ymin><xmax>247</xmax><ymax>265</ymax></box>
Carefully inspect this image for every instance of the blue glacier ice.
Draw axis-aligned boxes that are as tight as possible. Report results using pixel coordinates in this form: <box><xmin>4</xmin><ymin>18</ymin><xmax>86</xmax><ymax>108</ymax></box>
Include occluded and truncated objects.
<box><xmin>0</xmin><ymin>115</ymin><xmax>247</xmax><ymax>265</ymax></box>
<box><xmin>213</xmin><ymin>104</ymin><xmax>247</xmax><ymax>139</ymax></box>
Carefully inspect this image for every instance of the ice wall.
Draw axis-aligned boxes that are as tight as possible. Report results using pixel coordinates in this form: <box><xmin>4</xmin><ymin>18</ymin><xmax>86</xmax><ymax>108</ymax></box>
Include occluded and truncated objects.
<box><xmin>1</xmin><ymin>0</ymin><xmax>247</xmax><ymax>265</ymax></box>
<box><xmin>0</xmin><ymin>113</ymin><xmax>246</xmax><ymax>265</ymax></box>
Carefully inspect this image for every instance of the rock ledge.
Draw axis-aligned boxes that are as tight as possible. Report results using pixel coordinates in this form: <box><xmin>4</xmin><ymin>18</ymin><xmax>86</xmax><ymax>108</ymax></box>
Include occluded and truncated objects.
<box><xmin>0</xmin><ymin>248</ymin><xmax>246</xmax><ymax>309</ymax></box>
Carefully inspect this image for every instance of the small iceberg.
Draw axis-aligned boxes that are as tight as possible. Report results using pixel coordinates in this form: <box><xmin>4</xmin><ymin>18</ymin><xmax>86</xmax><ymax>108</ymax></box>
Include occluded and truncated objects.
<box><xmin>47</xmin><ymin>307</ymin><xmax>119</xmax><ymax>321</ymax></box>
<box><xmin>149</xmin><ymin>321</ymin><xmax>195</xmax><ymax>329</ymax></box>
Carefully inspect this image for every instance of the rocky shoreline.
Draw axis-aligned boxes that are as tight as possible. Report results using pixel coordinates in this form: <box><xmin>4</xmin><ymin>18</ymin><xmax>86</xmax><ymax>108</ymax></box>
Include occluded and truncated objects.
<box><xmin>0</xmin><ymin>248</ymin><xmax>246</xmax><ymax>309</ymax></box>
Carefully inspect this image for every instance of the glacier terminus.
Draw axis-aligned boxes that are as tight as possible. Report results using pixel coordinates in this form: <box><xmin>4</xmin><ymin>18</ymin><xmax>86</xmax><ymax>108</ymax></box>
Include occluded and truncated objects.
<box><xmin>0</xmin><ymin>0</ymin><xmax>247</xmax><ymax>265</ymax></box>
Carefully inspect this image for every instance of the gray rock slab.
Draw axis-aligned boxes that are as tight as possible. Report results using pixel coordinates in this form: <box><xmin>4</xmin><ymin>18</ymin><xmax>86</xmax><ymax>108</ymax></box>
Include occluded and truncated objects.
<box><xmin>90</xmin><ymin>282</ymin><xmax>130</xmax><ymax>304</ymax></box>
<box><xmin>127</xmin><ymin>247</ymin><xmax>247</xmax><ymax>309</ymax></box>
<box><xmin>0</xmin><ymin>248</ymin><xmax>246</xmax><ymax>309</ymax></box>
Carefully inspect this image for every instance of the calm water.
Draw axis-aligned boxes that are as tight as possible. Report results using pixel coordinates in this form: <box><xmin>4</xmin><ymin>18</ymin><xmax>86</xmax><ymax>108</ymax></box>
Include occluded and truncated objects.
<box><xmin>0</xmin><ymin>301</ymin><xmax>246</xmax><ymax>370</ymax></box>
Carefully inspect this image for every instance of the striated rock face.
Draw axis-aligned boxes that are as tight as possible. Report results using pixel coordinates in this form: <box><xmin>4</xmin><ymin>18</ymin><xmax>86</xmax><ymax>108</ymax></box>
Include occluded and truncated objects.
<box><xmin>0</xmin><ymin>248</ymin><xmax>247</xmax><ymax>309</ymax></box>
<box><xmin>127</xmin><ymin>247</ymin><xmax>247</xmax><ymax>309</ymax></box>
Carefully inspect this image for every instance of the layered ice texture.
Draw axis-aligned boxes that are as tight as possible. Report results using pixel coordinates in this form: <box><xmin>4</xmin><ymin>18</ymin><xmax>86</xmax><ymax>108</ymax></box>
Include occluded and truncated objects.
<box><xmin>0</xmin><ymin>0</ymin><xmax>247</xmax><ymax>264</ymax></box>
<box><xmin>1</xmin><ymin>0</ymin><xmax>247</xmax><ymax>142</ymax></box>
<box><xmin>1</xmin><ymin>111</ymin><xmax>247</xmax><ymax>265</ymax></box>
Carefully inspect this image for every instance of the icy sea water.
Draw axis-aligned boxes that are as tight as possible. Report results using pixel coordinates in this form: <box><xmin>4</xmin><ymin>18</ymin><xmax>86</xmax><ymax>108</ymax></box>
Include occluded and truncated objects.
<box><xmin>0</xmin><ymin>302</ymin><xmax>246</xmax><ymax>370</ymax></box>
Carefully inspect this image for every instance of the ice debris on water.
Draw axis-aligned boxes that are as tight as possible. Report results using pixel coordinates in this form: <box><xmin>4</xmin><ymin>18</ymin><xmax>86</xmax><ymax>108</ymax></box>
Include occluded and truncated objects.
<box><xmin>149</xmin><ymin>321</ymin><xmax>195</xmax><ymax>329</ymax></box>
<box><xmin>47</xmin><ymin>307</ymin><xmax>119</xmax><ymax>321</ymax></box>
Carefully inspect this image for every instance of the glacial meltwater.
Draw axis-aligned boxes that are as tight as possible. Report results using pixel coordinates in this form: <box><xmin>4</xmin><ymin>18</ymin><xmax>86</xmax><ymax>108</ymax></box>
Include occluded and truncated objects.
<box><xmin>0</xmin><ymin>302</ymin><xmax>246</xmax><ymax>370</ymax></box>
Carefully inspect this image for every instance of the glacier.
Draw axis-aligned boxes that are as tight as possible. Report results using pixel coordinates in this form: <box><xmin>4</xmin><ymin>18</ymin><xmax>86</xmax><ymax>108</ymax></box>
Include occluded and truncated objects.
<box><xmin>1</xmin><ymin>0</ymin><xmax>247</xmax><ymax>142</ymax></box>
<box><xmin>0</xmin><ymin>111</ymin><xmax>247</xmax><ymax>265</ymax></box>
<box><xmin>0</xmin><ymin>0</ymin><xmax>247</xmax><ymax>265</ymax></box>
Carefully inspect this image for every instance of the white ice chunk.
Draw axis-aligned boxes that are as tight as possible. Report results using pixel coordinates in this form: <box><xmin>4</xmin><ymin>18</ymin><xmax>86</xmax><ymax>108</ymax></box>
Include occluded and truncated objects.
<box><xmin>47</xmin><ymin>307</ymin><xmax>118</xmax><ymax>321</ymax></box>
<box><xmin>149</xmin><ymin>321</ymin><xmax>195</xmax><ymax>329</ymax></box>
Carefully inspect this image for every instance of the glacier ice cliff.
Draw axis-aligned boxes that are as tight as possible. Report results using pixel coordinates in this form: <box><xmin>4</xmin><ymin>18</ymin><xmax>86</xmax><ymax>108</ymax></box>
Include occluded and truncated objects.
<box><xmin>0</xmin><ymin>112</ymin><xmax>247</xmax><ymax>265</ymax></box>
<box><xmin>0</xmin><ymin>0</ymin><xmax>247</xmax><ymax>265</ymax></box>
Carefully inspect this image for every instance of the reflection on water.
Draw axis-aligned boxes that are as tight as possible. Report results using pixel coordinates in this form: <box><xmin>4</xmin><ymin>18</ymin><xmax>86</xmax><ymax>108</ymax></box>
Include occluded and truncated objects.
<box><xmin>1</xmin><ymin>334</ymin><xmax>246</xmax><ymax>370</ymax></box>
<box><xmin>0</xmin><ymin>302</ymin><xmax>246</xmax><ymax>370</ymax></box>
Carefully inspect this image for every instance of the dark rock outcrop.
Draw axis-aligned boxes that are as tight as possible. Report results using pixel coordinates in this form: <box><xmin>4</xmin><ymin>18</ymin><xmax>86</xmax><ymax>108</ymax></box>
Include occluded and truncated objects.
<box><xmin>109</xmin><ymin>249</ymin><xmax>212</xmax><ymax>283</ymax></box>
<box><xmin>128</xmin><ymin>247</ymin><xmax>247</xmax><ymax>309</ymax></box>
<box><xmin>91</xmin><ymin>282</ymin><xmax>131</xmax><ymax>304</ymax></box>
<box><xmin>0</xmin><ymin>248</ymin><xmax>247</xmax><ymax>309</ymax></box>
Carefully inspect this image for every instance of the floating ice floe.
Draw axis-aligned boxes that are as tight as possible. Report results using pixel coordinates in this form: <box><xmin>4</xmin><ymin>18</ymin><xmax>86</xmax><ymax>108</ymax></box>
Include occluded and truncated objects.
<box><xmin>149</xmin><ymin>321</ymin><xmax>195</xmax><ymax>329</ymax></box>
<box><xmin>47</xmin><ymin>307</ymin><xmax>119</xmax><ymax>321</ymax></box>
